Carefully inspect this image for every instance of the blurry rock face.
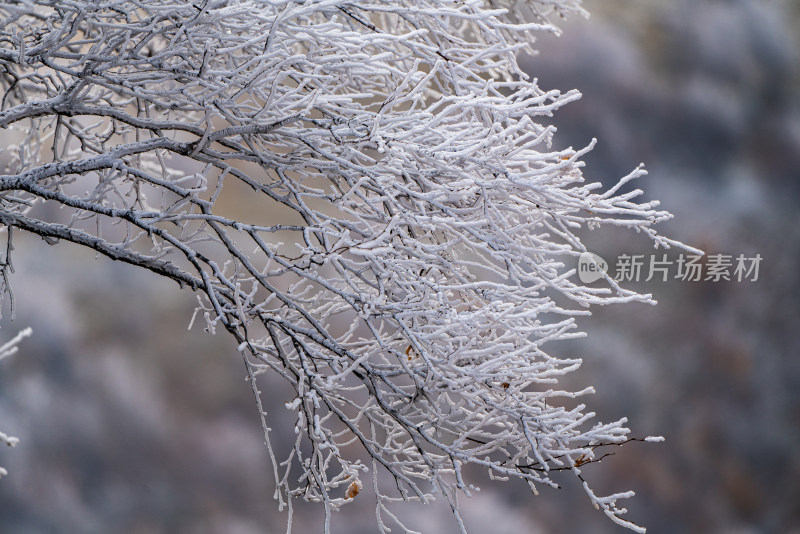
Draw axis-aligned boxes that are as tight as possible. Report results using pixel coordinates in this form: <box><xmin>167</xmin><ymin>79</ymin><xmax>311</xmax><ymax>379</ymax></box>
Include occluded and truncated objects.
<box><xmin>1</xmin><ymin>1</ymin><xmax>799</xmax><ymax>533</ymax></box>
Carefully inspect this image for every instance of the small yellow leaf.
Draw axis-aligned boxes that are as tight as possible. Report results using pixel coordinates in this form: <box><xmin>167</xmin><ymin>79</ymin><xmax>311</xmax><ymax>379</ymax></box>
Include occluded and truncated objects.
<box><xmin>345</xmin><ymin>479</ymin><xmax>362</xmax><ymax>500</ymax></box>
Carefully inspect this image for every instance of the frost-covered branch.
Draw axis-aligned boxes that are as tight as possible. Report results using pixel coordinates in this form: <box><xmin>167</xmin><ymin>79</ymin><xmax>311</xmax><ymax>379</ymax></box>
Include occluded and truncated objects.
<box><xmin>0</xmin><ymin>1</ymin><xmax>692</xmax><ymax>531</ymax></box>
<box><xmin>0</xmin><ymin>326</ymin><xmax>31</xmax><ymax>479</ymax></box>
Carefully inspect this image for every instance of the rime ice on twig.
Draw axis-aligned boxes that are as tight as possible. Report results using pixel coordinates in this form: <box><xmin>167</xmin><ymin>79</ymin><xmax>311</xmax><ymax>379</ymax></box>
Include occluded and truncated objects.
<box><xmin>0</xmin><ymin>327</ymin><xmax>31</xmax><ymax>478</ymax></box>
<box><xmin>0</xmin><ymin>1</ymin><xmax>691</xmax><ymax>531</ymax></box>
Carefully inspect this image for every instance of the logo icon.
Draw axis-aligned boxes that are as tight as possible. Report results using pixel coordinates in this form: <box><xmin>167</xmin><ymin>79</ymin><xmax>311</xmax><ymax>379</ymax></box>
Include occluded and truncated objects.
<box><xmin>578</xmin><ymin>252</ymin><xmax>608</xmax><ymax>283</ymax></box>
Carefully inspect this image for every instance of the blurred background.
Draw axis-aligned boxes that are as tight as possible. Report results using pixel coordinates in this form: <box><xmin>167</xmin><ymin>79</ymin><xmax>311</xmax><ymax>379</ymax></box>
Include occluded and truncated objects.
<box><xmin>1</xmin><ymin>0</ymin><xmax>798</xmax><ymax>532</ymax></box>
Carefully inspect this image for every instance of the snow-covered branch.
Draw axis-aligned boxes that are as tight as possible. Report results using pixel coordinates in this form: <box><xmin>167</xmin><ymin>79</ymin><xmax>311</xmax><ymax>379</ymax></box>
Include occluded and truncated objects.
<box><xmin>0</xmin><ymin>327</ymin><xmax>31</xmax><ymax>479</ymax></box>
<box><xmin>0</xmin><ymin>1</ymin><xmax>691</xmax><ymax>531</ymax></box>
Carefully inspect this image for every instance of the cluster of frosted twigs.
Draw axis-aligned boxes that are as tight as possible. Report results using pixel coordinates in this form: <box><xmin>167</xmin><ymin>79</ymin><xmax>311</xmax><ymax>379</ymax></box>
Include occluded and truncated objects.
<box><xmin>0</xmin><ymin>1</ymin><xmax>694</xmax><ymax>532</ymax></box>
